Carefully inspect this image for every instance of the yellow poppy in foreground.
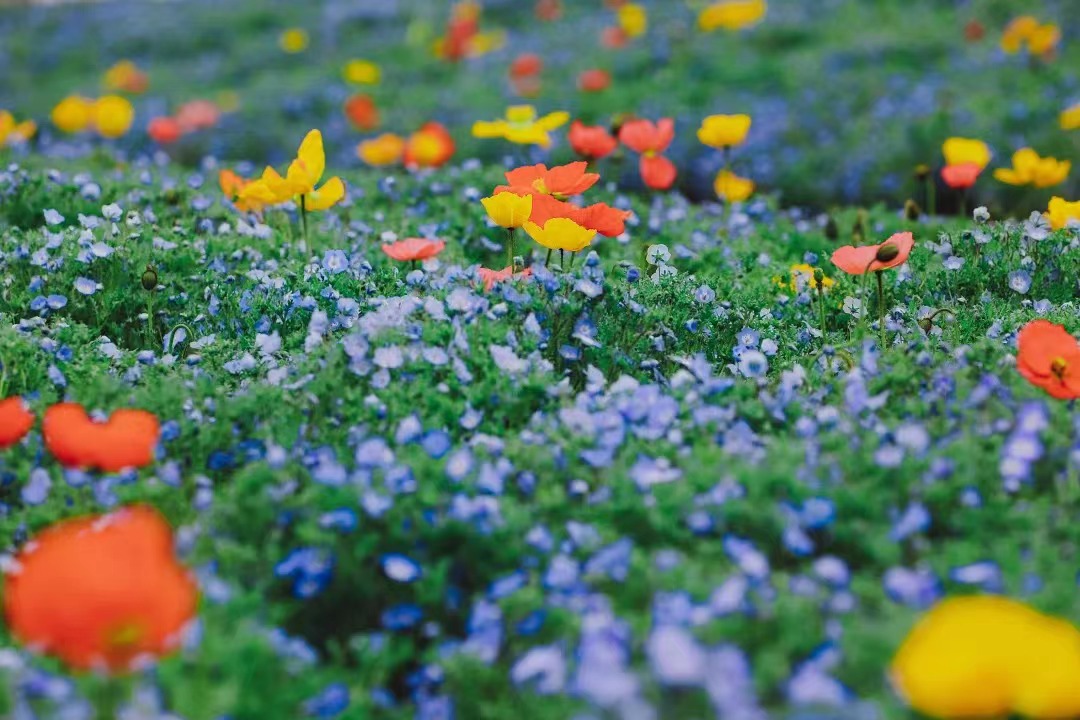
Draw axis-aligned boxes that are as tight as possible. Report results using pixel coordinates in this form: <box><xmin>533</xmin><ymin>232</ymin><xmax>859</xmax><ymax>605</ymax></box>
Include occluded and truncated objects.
<box><xmin>1046</xmin><ymin>197</ymin><xmax>1080</xmax><ymax>230</ymax></box>
<box><xmin>993</xmin><ymin>148</ymin><xmax>1070</xmax><ymax>188</ymax></box>
<box><xmin>240</xmin><ymin>130</ymin><xmax>345</xmax><ymax>211</ymax></box>
<box><xmin>472</xmin><ymin>105</ymin><xmax>569</xmax><ymax>147</ymax></box>
<box><xmin>891</xmin><ymin>596</ymin><xmax>1080</xmax><ymax>719</ymax></box>
<box><xmin>481</xmin><ymin>192</ymin><xmax>533</xmax><ymax>229</ymax></box>
<box><xmin>524</xmin><ymin>218</ymin><xmax>596</xmax><ymax>252</ymax></box>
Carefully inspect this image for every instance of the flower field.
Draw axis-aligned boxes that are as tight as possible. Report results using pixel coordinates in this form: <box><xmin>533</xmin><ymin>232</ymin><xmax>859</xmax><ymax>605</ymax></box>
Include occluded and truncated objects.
<box><xmin>1</xmin><ymin>0</ymin><xmax>1080</xmax><ymax>718</ymax></box>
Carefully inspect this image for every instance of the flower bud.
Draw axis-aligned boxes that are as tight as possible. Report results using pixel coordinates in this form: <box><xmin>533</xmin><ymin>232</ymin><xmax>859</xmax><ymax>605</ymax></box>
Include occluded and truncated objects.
<box><xmin>904</xmin><ymin>199</ymin><xmax>922</xmax><ymax>221</ymax></box>
<box><xmin>875</xmin><ymin>243</ymin><xmax>900</xmax><ymax>263</ymax></box>
<box><xmin>914</xmin><ymin>164</ymin><xmax>931</xmax><ymax>181</ymax></box>
<box><xmin>918</xmin><ymin>318</ymin><xmax>933</xmax><ymax>334</ymax></box>
<box><xmin>141</xmin><ymin>264</ymin><xmax>158</xmax><ymax>291</ymax></box>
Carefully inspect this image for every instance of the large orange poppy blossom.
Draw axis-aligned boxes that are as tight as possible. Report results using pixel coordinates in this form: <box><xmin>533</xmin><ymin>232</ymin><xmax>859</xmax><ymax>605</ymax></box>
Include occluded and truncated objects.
<box><xmin>830</xmin><ymin>232</ymin><xmax>915</xmax><ymax>276</ymax></box>
<box><xmin>1016</xmin><ymin>320</ymin><xmax>1080</xmax><ymax>400</ymax></box>
<box><xmin>618</xmin><ymin>118</ymin><xmax>677</xmax><ymax>190</ymax></box>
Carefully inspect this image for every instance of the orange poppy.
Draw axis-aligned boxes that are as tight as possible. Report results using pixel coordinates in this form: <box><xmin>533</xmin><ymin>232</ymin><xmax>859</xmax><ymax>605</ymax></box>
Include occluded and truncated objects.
<box><xmin>510</xmin><ymin>53</ymin><xmax>544</xmax><ymax>79</ymax></box>
<box><xmin>601</xmin><ymin>26</ymin><xmax>628</xmax><ymax>48</ymax></box>
<box><xmin>965</xmin><ymin>19</ymin><xmax>985</xmax><ymax>42</ymax></box>
<box><xmin>1016</xmin><ymin>320</ymin><xmax>1080</xmax><ymax>400</ymax></box>
<box><xmin>4</xmin><ymin>505</ymin><xmax>197</xmax><ymax>673</ymax></box>
<box><xmin>0</xmin><ymin>397</ymin><xmax>34</xmax><ymax>449</ymax></box>
<box><xmin>941</xmin><ymin>163</ymin><xmax>981</xmax><ymax>190</ymax></box>
<box><xmin>618</xmin><ymin>118</ymin><xmax>677</xmax><ymax>190</ymax></box>
<box><xmin>174</xmin><ymin>99</ymin><xmax>220</xmax><ymax>134</ymax></box>
<box><xmin>147</xmin><ymin>117</ymin><xmax>181</xmax><ymax>145</ymax></box>
<box><xmin>219</xmin><ymin>169</ymin><xmax>263</xmax><ymax>214</ymax></box>
<box><xmin>478</xmin><ymin>265</ymin><xmax>533</xmax><ymax>291</ymax></box>
<box><xmin>496</xmin><ymin>161</ymin><xmax>630</xmax><ymax>236</ymax></box>
<box><xmin>344</xmin><ymin>94</ymin><xmax>380</xmax><ymax>131</ymax></box>
<box><xmin>578</xmin><ymin>69</ymin><xmax>612</xmax><ymax>93</ymax></box>
<box><xmin>568</xmin><ymin>121</ymin><xmax>618</xmax><ymax>160</ymax></box>
<box><xmin>830</xmin><ymin>232</ymin><xmax>915</xmax><ymax>275</ymax></box>
<box><xmin>502</xmin><ymin>161</ymin><xmax>601</xmax><ymax>197</ymax></box>
<box><xmin>382</xmin><ymin>237</ymin><xmax>446</xmax><ymax>262</ymax></box>
<box><xmin>404</xmin><ymin>122</ymin><xmax>455</xmax><ymax>169</ymax></box>
<box><xmin>42</xmin><ymin>403</ymin><xmax>160</xmax><ymax>472</ymax></box>
<box><xmin>535</xmin><ymin>0</ymin><xmax>562</xmax><ymax>21</ymax></box>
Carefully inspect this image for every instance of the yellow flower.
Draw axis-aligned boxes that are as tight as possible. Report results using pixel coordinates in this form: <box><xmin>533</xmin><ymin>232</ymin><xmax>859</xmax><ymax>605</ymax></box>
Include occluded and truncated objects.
<box><xmin>279</xmin><ymin>27</ymin><xmax>309</xmax><ymax>54</ymax></box>
<box><xmin>993</xmin><ymin>148</ymin><xmax>1070</xmax><ymax>188</ymax></box>
<box><xmin>698</xmin><ymin>114</ymin><xmax>752</xmax><ymax>148</ymax></box>
<box><xmin>1027</xmin><ymin>23</ymin><xmax>1061</xmax><ymax>56</ymax></box>
<box><xmin>891</xmin><ymin>596</ymin><xmax>1080</xmax><ymax>720</ymax></box>
<box><xmin>1061</xmin><ymin>103</ymin><xmax>1080</xmax><ymax>131</ymax></box>
<box><xmin>0</xmin><ymin>110</ymin><xmax>37</xmax><ymax>147</ymax></box>
<box><xmin>1001</xmin><ymin>16</ymin><xmax>1060</xmax><ymax>57</ymax></box>
<box><xmin>469</xmin><ymin>30</ymin><xmax>507</xmax><ymax>56</ymax></box>
<box><xmin>472</xmin><ymin>105</ymin><xmax>569</xmax><ymax>147</ymax></box>
<box><xmin>102</xmin><ymin>60</ymin><xmax>147</xmax><ymax>94</ymax></box>
<box><xmin>714</xmin><ymin>170</ymin><xmax>755</xmax><ymax>202</ymax></box>
<box><xmin>481</xmin><ymin>192</ymin><xmax>533</xmax><ymax>229</ymax></box>
<box><xmin>357</xmin><ymin>133</ymin><xmax>405</xmax><ymax>166</ymax></box>
<box><xmin>698</xmin><ymin>0</ymin><xmax>767</xmax><ymax>32</ymax></box>
<box><xmin>241</xmin><ymin>130</ymin><xmax>345</xmax><ymax>211</ymax></box>
<box><xmin>524</xmin><ymin>218</ymin><xmax>596</xmax><ymax>253</ymax></box>
<box><xmin>342</xmin><ymin>59</ymin><xmax>381</xmax><ymax>85</ymax></box>
<box><xmin>93</xmin><ymin>95</ymin><xmax>134</xmax><ymax>139</ymax></box>
<box><xmin>617</xmin><ymin>3</ymin><xmax>647</xmax><ymax>38</ymax></box>
<box><xmin>1046</xmin><ymin>196</ymin><xmax>1080</xmax><ymax>230</ymax></box>
<box><xmin>779</xmin><ymin>263</ymin><xmax>834</xmax><ymax>292</ymax></box>
<box><xmin>942</xmin><ymin>137</ymin><xmax>991</xmax><ymax>170</ymax></box>
<box><xmin>51</xmin><ymin>95</ymin><xmax>93</xmax><ymax>134</ymax></box>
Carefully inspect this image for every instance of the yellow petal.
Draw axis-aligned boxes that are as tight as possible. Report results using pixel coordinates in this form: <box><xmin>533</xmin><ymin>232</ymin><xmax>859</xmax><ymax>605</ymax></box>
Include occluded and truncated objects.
<box><xmin>472</xmin><ymin>120</ymin><xmax>507</xmax><ymax>139</ymax></box>
<box><xmin>304</xmin><ymin>177</ymin><xmax>345</xmax><ymax>211</ymax></box>
<box><xmin>296</xmin><ymin>129</ymin><xmax>326</xmax><ymax>185</ymax></box>
<box><xmin>536</xmin><ymin>111</ymin><xmax>570</xmax><ymax>132</ymax></box>
<box><xmin>506</xmin><ymin>105</ymin><xmax>538</xmax><ymax>124</ymax></box>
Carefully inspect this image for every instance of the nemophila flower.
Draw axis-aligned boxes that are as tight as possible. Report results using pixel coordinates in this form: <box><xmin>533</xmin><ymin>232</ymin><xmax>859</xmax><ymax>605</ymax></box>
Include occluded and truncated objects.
<box><xmin>279</xmin><ymin>27</ymin><xmax>309</xmax><ymax>54</ymax></box>
<box><xmin>1001</xmin><ymin>16</ymin><xmax>1060</xmax><ymax>58</ymax></box>
<box><xmin>382</xmin><ymin>237</ymin><xmax>446</xmax><ymax>263</ymax></box>
<box><xmin>342</xmin><ymin>58</ymin><xmax>381</xmax><ymax>85</ymax></box>
<box><xmin>617</xmin><ymin>3</ymin><xmax>647</xmax><ymax>37</ymax></box>
<box><xmin>619</xmin><ymin>118</ymin><xmax>676</xmax><ymax>190</ymax></box>
<box><xmin>343</xmin><ymin>94</ymin><xmax>380</xmax><ymax>131</ymax></box>
<box><xmin>51</xmin><ymin>95</ymin><xmax>93</xmax><ymax>133</ymax></box>
<box><xmin>890</xmin><ymin>596</ymin><xmax>1080</xmax><ymax>719</ymax></box>
<box><xmin>568</xmin><ymin>121</ymin><xmax>618</xmax><ymax>160</ymax></box>
<box><xmin>358</xmin><ymin>133</ymin><xmax>406</xmax><ymax>166</ymax></box>
<box><xmin>698</xmin><ymin>0</ymin><xmax>767</xmax><ymax>32</ymax></box>
<box><xmin>3</xmin><ymin>505</ymin><xmax>197</xmax><ymax>673</ymax></box>
<box><xmin>993</xmin><ymin>148</ymin><xmax>1070</xmax><ymax>188</ymax></box>
<box><xmin>93</xmin><ymin>95</ymin><xmax>135</xmax><ymax>138</ymax></box>
<box><xmin>102</xmin><ymin>60</ymin><xmax>148</xmax><ymax>94</ymax></box>
<box><xmin>0</xmin><ymin>397</ymin><xmax>34</xmax><ymax>448</ymax></box>
<box><xmin>0</xmin><ymin>110</ymin><xmax>36</xmax><ymax>147</ymax></box>
<box><xmin>698</xmin><ymin>114</ymin><xmax>751</xmax><ymax>148</ymax></box>
<box><xmin>1009</xmin><ymin>269</ymin><xmax>1032</xmax><ymax>294</ymax></box>
<box><xmin>1062</xmin><ymin>103</ymin><xmax>1080</xmax><ymax>131</ymax></box>
<box><xmin>1016</xmin><ymin>319</ymin><xmax>1080</xmax><ymax>400</ymax></box>
<box><xmin>43</xmin><ymin>403</ymin><xmax>160</xmax><ymax>472</ymax></box>
<box><xmin>241</xmin><ymin>130</ymin><xmax>345</xmax><ymax>212</ymax></box>
<box><xmin>830</xmin><ymin>232</ymin><xmax>915</xmax><ymax>275</ymax></box>
<box><xmin>578</xmin><ymin>69</ymin><xmax>611</xmax><ymax>93</ymax></box>
<box><xmin>524</xmin><ymin>217</ymin><xmax>596</xmax><ymax>253</ymax></box>
<box><xmin>472</xmin><ymin>105</ymin><xmax>569</xmax><ymax>147</ymax></box>
<box><xmin>481</xmin><ymin>192</ymin><xmax>533</xmax><ymax>228</ymax></box>
<box><xmin>1046</xmin><ymin>196</ymin><xmax>1080</xmax><ymax>230</ymax></box>
<box><xmin>714</xmin><ymin>170</ymin><xmax>754</xmax><ymax>202</ymax></box>
<box><xmin>404</xmin><ymin>122</ymin><xmax>455</xmax><ymax>169</ymax></box>
<box><xmin>478</xmin><ymin>266</ymin><xmax>532</xmax><ymax>292</ymax></box>
<box><xmin>147</xmin><ymin>116</ymin><xmax>181</xmax><ymax>145</ymax></box>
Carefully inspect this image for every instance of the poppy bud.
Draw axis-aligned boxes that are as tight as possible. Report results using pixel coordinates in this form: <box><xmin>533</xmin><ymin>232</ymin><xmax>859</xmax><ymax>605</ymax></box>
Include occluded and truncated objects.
<box><xmin>904</xmin><ymin>199</ymin><xmax>922</xmax><ymax>221</ymax></box>
<box><xmin>141</xmin><ymin>264</ymin><xmax>158</xmax><ymax>291</ymax></box>
<box><xmin>875</xmin><ymin>243</ymin><xmax>900</xmax><ymax>263</ymax></box>
<box><xmin>824</xmin><ymin>216</ymin><xmax>839</xmax><ymax>241</ymax></box>
<box><xmin>918</xmin><ymin>317</ymin><xmax>933</xmax><ymax>334</ymax></box>
<box><xmin>914</xmin><ymin>164</ymin><xmax>930</xmax><ymax>181</ymax></box>
<box><xmin>813</xmin><ymin>267</ymin><xmax>824</xmax><ymax>288</ymax></box>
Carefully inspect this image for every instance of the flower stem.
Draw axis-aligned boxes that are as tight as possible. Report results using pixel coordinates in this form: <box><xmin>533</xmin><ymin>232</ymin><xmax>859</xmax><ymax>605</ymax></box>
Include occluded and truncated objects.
<box><xmin>876</xmin><ymin>270</ymin><xmax>886</xmax><ymax>350</ymax></box>
<box><xmin>817</xmin><ymin>283</ymin><xmax>827</xmax><ymax>342</ymax></box>
<box><xmin>507</xmin><ymin>228</ymin><xmax>516</xmax><ymax>272</ymax></box>
<box><xmin>560</xmin><ymin>249</ymin><xmax>566</xmax><ymax>272</ymax></box>
<box><xmin>299</xmin><ymin>195</ymin><xmax>308</xmax><ymax>248</ymax></box>
<box><xmin>146</xmin><ymin>292</ymin><xmax>156</xmax><ymax>348</ymax></box>
<box><xmin>545</xmin><ymin>249</ymin><xmax>552</xmax><ymax>268</ymax></box>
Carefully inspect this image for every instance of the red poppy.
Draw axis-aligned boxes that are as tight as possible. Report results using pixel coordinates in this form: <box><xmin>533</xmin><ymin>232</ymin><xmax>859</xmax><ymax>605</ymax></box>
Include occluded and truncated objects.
<box><xmin>964</xmin><ymin>19</ymin><xmax>985</xmax><ymax>42</ymax></box>
<box><xmin>830</xmin><ymin>232</ymin><xmax>916</xmax><ymax>275</ymax></box>
<box><xmin>174</xmin><ymin>100</ymin><xmax>220</xmax><ymax>134</ymax></box>
<box><xmin>1016</xmin><ymin>320</ymin><xmax>1080</xmax><ymax>400</ymax></box>
<box><xmin>496</xmin><ymin>161</ymin><xmax>630</xmax><ymax>236</ymax></box>
<box><xmin>535</xmin><ymin>0</ymin><xmax>562</xmax><ymax>21</ymax></box>
<box><xmin>509</xmin><ymin>53</ymin><xmax>544</xmax><ymax>79</ymax></box>
<box><xmin>618</xmin><ymin>118</ymin><xmax>677</xmax><ymax>190</ymax></box>
<box><xmin>601</xmin><ymin>26</ymin><xmax>628</xmax><ymax>48</ymax></box>
<box><xmin>404</xmin><ymin>122</ymin><xmax>455</xmax><ymax>169</ymax></box>
<box><xmin>574</xmin><ymin>202</ymin><xmax>631</xmax><ymax>237</ymax></box>
<box><xmin>478</xmin><ymin>265</ymin><xmax>533</xmax><ymax>292</ymax></box>
<box><xmin>0</xmin><ymin>397</ymin><xmax>34</xmax><ymax>449</ymax></box>
<box><xmin>4</xmin><ymin>504</ymin><xmax>198</xmax><ymax>673</ymax></box>
<box><xmin>43</xmin><ymin>403</ymin><xmax>160</xmax><ymax>472</ymax></box>
<box><xmin>147</xmin><ymin>117</ymin><xmax>181</xmax><ymax>145</ymax></box>
<box><xmin>382</xmin><ymin>237</ymin><xmax>446</xmax><ymax>262</ymax></box>
<box><xmin>578</xmin><ymin>69</ymin><xmax>612</xmax><ymax>93</ymax></box>
<box><xmin>941</xmin><ymin>163</ymin><xmax>981</xmax><ymax>190</ymax></box>
<box><xmin>568</xmin><ymin>121</ymin><xmax>618</xmax><ymax>160</ymax></box>
<box><xmin>344</xmin><ymin>94</ymin><xmax>380</xmax><ymax>131</ymax></box>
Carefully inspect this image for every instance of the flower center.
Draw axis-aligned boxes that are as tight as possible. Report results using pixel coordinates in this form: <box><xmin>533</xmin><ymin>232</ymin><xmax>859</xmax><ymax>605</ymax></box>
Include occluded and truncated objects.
<box><xmin>107</xmin><ymin>620</ymin><xmax>144</xmax><ymax>651</ymax></box>
<box><xmin>1051</xmin><ymin>356</ymin><xmax>1069</xmax><ymax>380</ymax></box>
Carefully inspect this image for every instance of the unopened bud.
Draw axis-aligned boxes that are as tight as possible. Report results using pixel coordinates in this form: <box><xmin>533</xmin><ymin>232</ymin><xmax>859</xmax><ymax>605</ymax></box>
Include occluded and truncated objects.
<box><xmin>904</xmin><ymin>199</ymin><xmax>922</xmax><ymax>221</ymax></box>
<box><xmin>914</xmin><ymin>164</ymin><xmax>931</xmax><ymax>181</ymax></box>
<box><xmin>875</xmin><ymin>243</ymin><xmax>900</xmax><ymax>263</ymax></box>
<box><xmin>141</xmin><ymin>264</ymin><xmax>158</xmax><ymax>291</ymax></box>
<box><xmin>918</xmin><ymin>318</ymin><xmax>933</xmax><ymax>334</ymax></box>
<box><xmin>824</xmin><ymin>216</ymin><xmax>839</xmax><ymax>241</ymax></box>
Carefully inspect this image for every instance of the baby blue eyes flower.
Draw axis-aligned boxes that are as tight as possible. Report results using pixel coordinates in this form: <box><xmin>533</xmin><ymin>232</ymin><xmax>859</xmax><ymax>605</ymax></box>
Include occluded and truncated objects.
<box><xmin>102</xmin><ymin>203</ymin><xmax>123</xmax><ymax>221</ymax></box>
<box><xmin>737</xmin><ymin>350</ymin><xmax>768</xmax><ymax>378</ymax></box>
<box><xmin>381</xmin><ymin>553</ymin><xmax>422</xmax><ymax>583</ymax></box>
<box><xmin>1008</xmin><ymin>269</ymin><xmax>1032</xmax><ymax>294</ymax></box>
<box><xmin>322</xmin><ymin>249</ymin><xmax>349</xmax><ymax>274</ymax></box>
<box><xmin>74</xmin><ymin>277</ymin><xmax>99</xmax><ymax>295</ymax></box>
<box><xmin>43</xmin><ymin>209</ymin><xmax>64</xmax><ymax>226</ymax></box>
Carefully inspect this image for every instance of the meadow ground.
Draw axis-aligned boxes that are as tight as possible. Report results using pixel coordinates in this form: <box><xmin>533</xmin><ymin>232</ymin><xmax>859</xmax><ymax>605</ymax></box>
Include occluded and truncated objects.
<box><xmin>1</xmin><ymin>1</ymin><xmax>1080</xmax><ymax>719</ymax></box>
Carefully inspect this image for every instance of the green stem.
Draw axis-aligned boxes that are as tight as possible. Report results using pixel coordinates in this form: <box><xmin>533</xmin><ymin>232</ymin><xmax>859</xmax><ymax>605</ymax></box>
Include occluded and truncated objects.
<box><xmin>817</xmin><ymin>283</ymin><xmax>827</xmax><ymax>342</ymax></box>
<box><xmin>560</xmin><ymin>249</ymin><xmax>566</xmax><ymax>272</ymax></box>
<box><xmin>876</xmin><ymin>270</ymin><xmax>886</xmax><ymax>350</ymax></box>
<box><xmin>299</xmin><ymin>195</ymin><xmax>308</xmax><ymax>247</ymax></box>
<box><xmin>544</xmin><ymin>249</ymin><xmax>552</xmax><ymax>268</ymax></box>
<box><xmin>0</xmin><ymin>354</ymin><xmax>7</xmax><ymax>399</ymax></box>
<box><xmin>94</xmin><ymin>678</ymin><xmax>126</xmax><ymax>720</ymax></box>
<box><xmin>146</xmin><ymin>292</ymin><xmax>156</xmax><ymax>348</ymax></box>
<box><xmin>507</xmin><ymin>228</ymin><xmax>516</xmax><ymax>272</ymax></box>
<box><xmin>164</xmin><ymin>324</ymin><xmax>194</xmax><ymax>355</ymax></box>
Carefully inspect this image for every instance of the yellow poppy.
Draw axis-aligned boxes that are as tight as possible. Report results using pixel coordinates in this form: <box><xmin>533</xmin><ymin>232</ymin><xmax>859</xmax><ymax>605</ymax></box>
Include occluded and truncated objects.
<box><xmin>51</xmin><ymin>95</ymin><xmax>93</xmax><ymax>134</ymax></box>
<box><xmin>617</xmin><ymin>3</ymin><xmax>647</xmax><ymax>38</ymax></box>
<box><xmin>714</xmin><ymin>170</ymin><xmax>755</xmax><ymax>202</ymax></box>
<box><xmin>993</xmin><ymin>148</ymin><xmax>1070</xmax><ymax>188</ymax></box>
<box><xmin>698</xmin><ymin>114</ymin><xmax>752</xmax><ymax>148</ymax></box>
<box><xmin>342</xmin><ymin>59</ymin><xmax>381</xmax><ymax>85</ymax></box>
<box><xmin>279</xmin><ymin>28</ymin><xmax>309</xmax><ymax>54</ymax></box>
<box><xmin>776</xmin><ymin>263</ymin><xmax>834</xmax><ymax>292</ymax></box>
<box><xmin>472</xmin><ymin>105</ymin><xmax>569</xmax><ymax>147</ymax></box>
<box><xmin>1046</xmin><ymin>197</ymin><xmax>1080</xmax><ymax>230</ymax></box>
<box><xmin>524</xmin><ymin>218</ymin><xmax>596</xmax><ymax>252</ymax></box>
<box><xmin>357</xmin><ymin>134</ymin><xmax>405</xmax><ymax>166</ymax></box>
<box><xmin>942</xmin><ymin>137</ymin><xmax>991</xmax><ymax>170</ymax></box>
<box><xmin>241</xmin><ymin>130</ymin><xmax>345</xmax><ymax>211</ymax></box>
<box><xmin>481</xmin><ymin>192</ymin><xmax>533</xmax><ymax>229</ymax></box>
<box><xmin>1061</xmin><ymin>104</ymin><xmax>1080</xmax><ymax>131</ymax></box>
<box><xmin>698</xmin><ymin>0</ymin><xmax>767</xmax><ymax>32</ymax></box>
<box><xmin>93</xmin><ymin>95</ymin><xmax>134</xmax><ymax>139</ymax></box>
<box><xmin>0</xmin><ymin>110</ymin><xmax>36</xmax><ymax>146</ymax></box>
